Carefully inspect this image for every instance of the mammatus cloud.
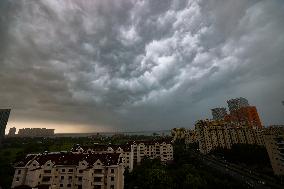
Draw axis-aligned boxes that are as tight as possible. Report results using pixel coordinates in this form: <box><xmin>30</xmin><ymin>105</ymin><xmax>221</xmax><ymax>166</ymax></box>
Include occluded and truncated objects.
<box><xmin>1</xmin><ymin>0</ymin><xmax>284</xmax><ymax>132</ymax></box>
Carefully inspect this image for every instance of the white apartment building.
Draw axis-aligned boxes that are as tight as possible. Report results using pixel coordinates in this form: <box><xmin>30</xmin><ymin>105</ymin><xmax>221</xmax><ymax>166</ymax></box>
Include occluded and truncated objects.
<box><xmin>12</xmin><ymin>153</ymin><xmax>124</xmax><ymax>189</ymax></box>
<box><xmin>127</xmin><ymin>139</ymin><xmax>174</xmax><ymax>165</ymax></box>
<box><xmin>71</xmin><ymin>144</ymin><xmax>133</xmax><ymax>172</ymax></box>
<box><xmin>195</xmin><ymin>120</ymin><xmax>264</xmax><ymax>154</ymax></box>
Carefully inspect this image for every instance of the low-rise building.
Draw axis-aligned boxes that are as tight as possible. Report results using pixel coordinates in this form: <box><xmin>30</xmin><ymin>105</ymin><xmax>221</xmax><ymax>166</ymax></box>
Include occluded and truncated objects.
<box><xmin>71</xmin><ymin>144</ymin><xmax>133</xmax><ymax>172</ymax></box>
<box><xmin>127</xmin><ymin>139</ymin><xmax>173</xmax><ymax>165</ymax></box>
<box><xmin>12</xmin><ymin>152</ymin><xmax>124</xmax><ymax>189</ymax></box>
<box><xmin>263</xmin><ymin>126</ymin><xmax>284</xmax><ymax>176</ymax></box>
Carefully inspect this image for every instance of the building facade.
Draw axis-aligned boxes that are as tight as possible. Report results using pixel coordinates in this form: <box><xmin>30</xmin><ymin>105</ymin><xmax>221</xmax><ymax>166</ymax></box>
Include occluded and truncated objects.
<box><xmin>211</xmin><ymin>107</ymin><xmax>227</xmax><ymax>120</ymax></box>
<box><xmin>8</xmin><ymin>127</ymin><xmax>17</xmax><ymax>136</ymax></box>
<box><xmin>227</xmin><ymin>97</ymin><xmax>249</xmax><ymax>112</ymax></box>
<box><xmin>71</xmin><ymin>144</ymin><xmax>133</xmax><ymax>172</ymax></box>
<box><xmin>0</xmin><ymin>109</ymin><xmax>11</xmax><ymax>143</ymax></box>
<box><xmin>12</xmin><ymin>153</ymin><xmax>124</xmax><ymax>189</ymax></box>
<box><xmin>195</xmin><ymin>120</ymin><xmax>264</xmax><ymax>154</ymax></box>
<box><xmin>171</xmin><ymin>128</ymin><xmax>197</xmax><ymax>145</ymax></box>
<box><xmin>228</xmin><ymin>106</ymin><xmax>263</xmax><ymax>128</ymax></box>
<box><xmin>127</xmin><ymin>140</ymin><xmax>174</xmax><ymax>165</ymax></box>
<box><xmin>263</xmin><ymin>126</ymin><xmax>284</xmax><ymax>176</ymax></box>
<box><xmin>18</xmin><ymin>128</ymin><xmax>55</xmax><ymax>137</ymax></box>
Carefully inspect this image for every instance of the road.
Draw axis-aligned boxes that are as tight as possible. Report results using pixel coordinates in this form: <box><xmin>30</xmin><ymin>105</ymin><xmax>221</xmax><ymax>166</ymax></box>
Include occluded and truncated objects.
<box><xmin>189</xmin><ymin>149</ymin><xmax>283</xmax><ymax>189</ymax></box>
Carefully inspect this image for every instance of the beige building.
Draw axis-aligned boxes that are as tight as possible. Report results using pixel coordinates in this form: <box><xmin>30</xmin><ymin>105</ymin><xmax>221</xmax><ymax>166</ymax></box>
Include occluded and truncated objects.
<box><xmin>195</xmin><ymin>120</ymin><xmax>264</xmax><ymax>154</ymax></box>
<box><xmin>71</xmin><ymin>144</ymin><xmax>133</xmax><ymax>172</ymax></box>
<box><xmin>12</xmin><ymin>153</ymin><xmax>124</xmax><ymax>189</ymax></box>
<box><xmin>263</xmin><ymin>126</ymin><xmax>284</xmax><ymax>176</ymax></box>
<box><xmin>171</xmin><ymin>128</ymin><xmax>198</xmax><ymax>145</ymax></box>
<box><xmin>127</xmin><ymin>139</ymin><xmax>174</xmax><ymax>165</ymax></box>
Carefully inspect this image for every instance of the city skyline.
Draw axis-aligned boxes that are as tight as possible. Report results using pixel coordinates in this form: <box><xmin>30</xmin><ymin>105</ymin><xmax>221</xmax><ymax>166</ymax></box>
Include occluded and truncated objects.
<box><xmin>1</xmin><ymin>0</ymin><xmax>284</xmax><ymax>133</ymax></box>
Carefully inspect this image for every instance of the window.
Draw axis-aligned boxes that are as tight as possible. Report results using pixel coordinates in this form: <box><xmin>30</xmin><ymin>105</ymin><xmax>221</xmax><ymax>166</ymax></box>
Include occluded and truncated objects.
<box><xmin>94</xmin><ymin>177</ymin><xmax>102</xmax><ymax>182</ymax></box>
<box><xmin>69</xmin><ymin>176</ymin><xmax>72</xmax><ymax>180</ymax></box>
<box><xmin>68</xmin><ymin>169</ymin><xmax>73</xmax><ymax>172</ymax></box>
<box><xmin>111</xmin><ymin>177</ymin><xmax>114</xmax><ymax>181</ymax></box>
<box><xmin>42</xmin><ymin>176</ymin><xmax>51</xmax><ymax>182</ymax></box>
<box><xmin>62</xmin><ymin>169</ymin><xmax>65</xmax><ymax>172</ymax></box>
<box><xmin>16</xmin><ymin>177</ymin><xmax>19</xmax><ymax>181</ymax></box>
<box><xmin>94</xmin><ymin>169</ymin><xmax>102</xmax><ymax>174</ymax></box>
<box><xmin>111</xmin><ymin>169</ymin><xmax>114</xmax><ymax>173</ymax></box>
<box><xmin>78</xmin><ymin>177</ymin><xmax>82</xmax><ymax>181</ymax></box>
<box><xmin>44</xmin><ymin>170</ymin><xmax>51</xmax><ymax>173</ymax></box>
<box><xmin>110</xmin><ymin>185</ymin><xmax>114</xmax><ymax>189</ymax></box>
<box><xmin>67</xmin><ymin>184</ymin><xmax>71</xmax><ymax>188</ymax></box>
<box><xmin>79</xmin><ymin>170</ymin><xmax>83</xmax><ymax>173</ymax></box>
<box><xmin>94</xmin><ymin>185</ymin><xmax>101</xmax><ymax>189</ymax></box>
<box><xmin>60</xmin><ymin>184</ymin><xmax>63</xmax><ymax>187</ymax></box>
<box><xmin>47</xmin><ymin>164</ymin><xmax>50</xmax><ymax>166</ymax></box>
<box><xmin>61</xmin><ymin>176</ymin><xmax>64</xmax><ymax>180</ymax></box>
<box><xmin>78</xmin><ymin>185</ymin><xmax>82</xmax><ymax>189</ymax></box>
<box><xmin>17</xmin><ymin>170</ymin><xmax>21</xmax><ymax>174</ymax></box>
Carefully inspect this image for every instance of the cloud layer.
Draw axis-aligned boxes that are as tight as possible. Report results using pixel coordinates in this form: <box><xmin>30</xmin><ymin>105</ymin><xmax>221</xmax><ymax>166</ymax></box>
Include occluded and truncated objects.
<box><xmin>1</xmin><ymin>0</ymin><xmax>284</xmax><ymax>132</ymax></box>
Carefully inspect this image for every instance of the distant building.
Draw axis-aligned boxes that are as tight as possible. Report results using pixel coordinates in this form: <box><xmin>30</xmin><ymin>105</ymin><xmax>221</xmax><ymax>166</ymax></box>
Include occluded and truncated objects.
<box><xmin>263</xmin><ymin>126</ymin><xmax>284</xmax><ymax>176</ymax></box>
<box><xmin>8</xmin><ymin>127</ymin><xmax>16</xmax><ymax>136</ymax></box>
<box><xmin>195</xmin><ymin>120</ymin><xmax>264</xmax><ymax>154</ymax></box>
<box><xmin>211</xmin><ymin>107</ymin><xmax>227</xmax><ymax>120</ymax></box>
<box><xmin>227</xmin><ymin>97</ymin><xmax>249</xmax><ymax>113</ymax></box>
<box><xmin>18</xmin><ymin>128</ymin><xmax>55</xmax><ymax>137</ymax></box>
<box><xmin>0</xmin><ymin>109</ymin><xmax>11</xmax><ymax>143</ymax></box>
<box><xmin>12</xmin><ymin>152</ymin><xmax>124</xmax><ymax>189</ymax></box>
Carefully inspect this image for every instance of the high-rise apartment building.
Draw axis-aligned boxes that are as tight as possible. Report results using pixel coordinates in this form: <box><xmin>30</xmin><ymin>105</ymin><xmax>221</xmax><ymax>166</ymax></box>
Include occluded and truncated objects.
<box><xmin>211</xmin><ymin>107</ymin><xmax>227</xmax><ymax>120</ymax></box>
<box><xmin>229</xmin><ymin>106</ymin><xmax>262</xmax><ymax>128</ymax></box>
<box><xmin>263</xmin><ymin>126</ymin><xmax>284</xmax><ymax>176</ymax></box>
<box><xmin>0</xmin><ymin>109</ymin><xmax>11</xmax><ymax>143</ymax></box>
<box><xmin>227</xmin><ymin>97</ymin><xmax>249</xmax><ymax>113</ymax></box>
<box><xmin>195</xmin><ymin>120</ymin><xmax>264</xmax><ymax>154</ymax></box>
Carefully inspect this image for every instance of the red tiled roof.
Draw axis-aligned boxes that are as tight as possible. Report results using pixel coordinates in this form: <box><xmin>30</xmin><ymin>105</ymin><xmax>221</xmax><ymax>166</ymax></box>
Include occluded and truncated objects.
<box><xmin>127</xmin><ymin>139</ymin><xmax>172</xmax><ymax>145</ymax></box>
<box><xmin>18</xmin><ymin>153</ymin><xmax>121</xmax><ymax>167</ymax></box>
<box><xmin>72</xmin><ymin>144</ymin><xmax>132</xmax><ymax>152</ymax></box>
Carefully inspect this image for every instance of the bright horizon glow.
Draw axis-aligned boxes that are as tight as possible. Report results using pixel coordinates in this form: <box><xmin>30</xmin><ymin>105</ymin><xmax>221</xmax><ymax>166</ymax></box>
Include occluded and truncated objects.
<box><xmin>5</xmin><ymin>120</ymin><xmax>112</xmax><ymax>134</ymax></box>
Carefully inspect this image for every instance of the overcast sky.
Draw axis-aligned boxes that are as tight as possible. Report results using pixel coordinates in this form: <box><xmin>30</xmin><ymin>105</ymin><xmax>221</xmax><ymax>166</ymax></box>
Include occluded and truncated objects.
<box><xmin>1</xmin><ymin>0</ymin><xmax>284</xmax><ymax>133</ymax></box>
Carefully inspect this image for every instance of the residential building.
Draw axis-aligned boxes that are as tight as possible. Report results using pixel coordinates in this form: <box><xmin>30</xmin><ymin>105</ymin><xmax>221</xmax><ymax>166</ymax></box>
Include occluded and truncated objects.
<box><xmin>228</xmin><ymin>106</ymin><xmax>263</xmax><ymax>128</ymax></box>
<box><xmin>195</xmin><ymin>120</ymin><xmax>264</xmax><ymax>154</ymax></box>
<box><xmin>263</xmin><ymin>126</ymin><xmax>284</xmax><ymax>176</ymax></box>
<box><xmin>127</xmin><ymin>139</ymin><xmax>174</xmax><ymax>165</ymax></box>
<box><xmin>12</xmin><ymin>152</ymin><xmax>124</xmax><ymax>189</ymax></box>
<box><xmin>18</xmin><ymin>128</ymin><xmax>55</xmax><ymax>137</ymax></box>
<box><xmin>0</xmin><ymin>109</ymin><xmax>11</xmax><ymax>144</ymax></box>
<box><xmin>171</xmin><ymin>128</ymin><xmax>197</xmax><ymax>144</ymax></box>
<box><xmin>227</xmin><ymin>97</ymin><xmax>249</xmax><ymax>113</ymax></box>
<box><xmin>8</xmin><ymin>127</ymin><xmax>17</xmax><ymax>136</ymax></box>
<box><xmin>71</xmin><ymin>144</ymin><xmax>133</xmax><ymax>172</ymax></box>
<box><xmin>211</xmin><ymin>107</ymin><xmax>227</xmax><ymax>120</ymax></box>
<box><xmin>72</xmin><ymin>139</ymin><xmax>173</xmax><ymax>170</ymax></box>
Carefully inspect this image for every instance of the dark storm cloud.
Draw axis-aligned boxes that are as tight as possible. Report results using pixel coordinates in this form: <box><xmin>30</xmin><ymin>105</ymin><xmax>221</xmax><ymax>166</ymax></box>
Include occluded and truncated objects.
<box><xmin>0</xmin><ymin>0</ymin><xmax>284</xmax><ymax>131</ymax></box>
